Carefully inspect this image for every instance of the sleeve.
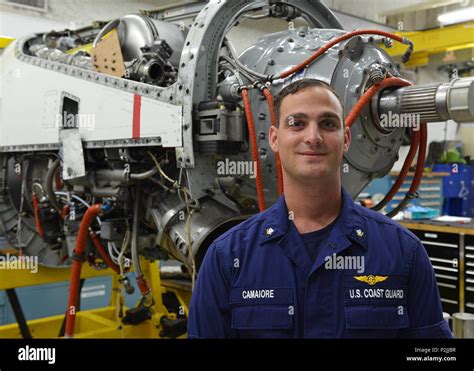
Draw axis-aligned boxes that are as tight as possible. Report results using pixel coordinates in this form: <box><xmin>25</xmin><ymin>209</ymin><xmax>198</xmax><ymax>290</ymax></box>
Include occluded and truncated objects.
<box><xmin>399</xmin><ymin>239</ymin><xmax>453</xmax><ymax>338</ymax></box>
<box><xmin>187</xmin><ymin>240</ymin><xmax>236</xmax><ymax>338</ymax></box>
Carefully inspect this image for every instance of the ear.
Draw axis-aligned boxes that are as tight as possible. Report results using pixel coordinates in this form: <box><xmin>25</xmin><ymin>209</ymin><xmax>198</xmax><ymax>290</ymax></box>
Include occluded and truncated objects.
<box><xmin>269</xmin><ymin>125</ymin><xmax>279</xmax><ymax>153</ymax></box>
<box><xmin>343</xmin><ymin>126</ymin><xmax>351</xmax><ymax>153</ymax></box>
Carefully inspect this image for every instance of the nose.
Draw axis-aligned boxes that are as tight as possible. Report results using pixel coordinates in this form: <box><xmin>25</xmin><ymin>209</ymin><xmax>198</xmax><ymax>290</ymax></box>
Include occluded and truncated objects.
<box><xmin>304</xmin><ymin>122</ymin><xmax>323</xmax><ymax>146</ymax></box>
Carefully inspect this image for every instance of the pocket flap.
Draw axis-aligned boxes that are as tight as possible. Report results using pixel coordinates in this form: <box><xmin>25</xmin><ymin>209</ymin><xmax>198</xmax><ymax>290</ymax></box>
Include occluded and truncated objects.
<box><xmin>345</xmin><ymin>305</ymin><xmax>409</xmax><ymax>329</ymax></box>
<box><xmin>232</xmin><ymin>305</ymin><xmax>293</xmax><ymax>330</ymax></box>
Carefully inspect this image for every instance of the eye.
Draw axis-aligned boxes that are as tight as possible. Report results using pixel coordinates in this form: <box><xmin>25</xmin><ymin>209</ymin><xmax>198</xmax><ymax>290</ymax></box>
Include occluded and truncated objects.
<box><xmin>321</xmin><ymin>119</ymin><xmax>338</xmax><ymax>129</ymax></box>
<box><xmin>288</xmin><ymin>120</ymin><xmax>304</xmax><ymax>128</ymax></box>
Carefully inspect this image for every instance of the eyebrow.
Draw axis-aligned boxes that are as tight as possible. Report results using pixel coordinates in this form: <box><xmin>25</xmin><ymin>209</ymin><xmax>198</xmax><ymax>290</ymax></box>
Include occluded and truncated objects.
<box><xmin>284</xmin><ymin>111</ymin><xmax>341</xmax><ymax>124</ymax></box>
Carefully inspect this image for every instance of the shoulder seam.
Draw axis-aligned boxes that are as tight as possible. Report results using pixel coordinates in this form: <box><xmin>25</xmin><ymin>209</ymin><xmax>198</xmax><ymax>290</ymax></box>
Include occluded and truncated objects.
<box><xmin>358</xmin><ymin>207</ymin><xmax>420</xmax><ymax>244</ymax></box>
<box><xmin>213</xmin><ymin>217</ymin><xmax>266</xmax><ymax>245</ymax></box>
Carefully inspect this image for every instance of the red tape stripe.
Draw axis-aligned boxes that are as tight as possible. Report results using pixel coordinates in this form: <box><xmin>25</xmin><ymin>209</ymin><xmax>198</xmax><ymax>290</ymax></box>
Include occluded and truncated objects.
<box><xmin>133</xmin><ymin>94</ymin><xmax>141</xmax><ymax>139</ymax></box>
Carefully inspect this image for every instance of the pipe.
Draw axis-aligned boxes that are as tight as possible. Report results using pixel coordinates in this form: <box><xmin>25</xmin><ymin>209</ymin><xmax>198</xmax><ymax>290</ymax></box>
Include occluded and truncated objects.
<box><xmin>131</xmin><ymin>185</ymin><xmax>151</xmax><ymax>297</ymax></box>
<box><xmin>90</xmin><ymin>231</ymin><xmax>120</xmax><ymax>274</ymax></box>
<box><xmin>219</xmin><ymin>55</ymin><xmax>254</xmax><ymax>82</ymax></box>
<box><xmin>241</xmin><ymin>88</ymin><xmax>266</xmax><ymax>211</ymax></box>
<box><xmin>224</xmin><ymin>38</ymin><xmax>269</xmax><ymax>81</ymax></box>
<box><xmin>261</xmin><ymin>87</ymin><xmax>284</xmax><ymax>196</ymax></box>
<box><xmin>65</xmin><ymin>203</ymin><xmax>102</xmax><ymax>338</ymax></box>
<box><xmin>278</xmin><ymin>30</ymin><xmax>413</xmax><ymax>80</ymax></box>
<box><xmin>378</xmin><ymin>77</ymin><xmax>474</xmax><ymax>124</ymax></box>
<box><xmin>32</xmin><ymin>193</ymin><xmax>44</xmax><ymax>237</ymax></box>
<box><xmin>130</xmin><ymin>166</ymin><xmax>159</xmax><ymax>180</ymax></box>
<box><xmin>95</xmin><ymin>167</ymin><xmax>159</xmax><ymax>182</ymax></box>
<box><xmin>58</xmin><ymin>279</ymin><xmax>85</xmax><ymax>338</ymax></box>
<box><xmin>45</xmin><ymin>159</ymin><xmax>63</xmax><ymax>213</ymax></box>
<box><xmin>6</xmin><ymin>289</ymin><xmax>32</xmax><ymax>339</ymax></box>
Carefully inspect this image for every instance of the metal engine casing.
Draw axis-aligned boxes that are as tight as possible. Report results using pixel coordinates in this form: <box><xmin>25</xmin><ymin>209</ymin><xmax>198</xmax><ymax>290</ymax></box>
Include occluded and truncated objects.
<box><xmin>223</xmin><ymin>27</ymin><xmax>405</xmax><ymax>202</ymax></box>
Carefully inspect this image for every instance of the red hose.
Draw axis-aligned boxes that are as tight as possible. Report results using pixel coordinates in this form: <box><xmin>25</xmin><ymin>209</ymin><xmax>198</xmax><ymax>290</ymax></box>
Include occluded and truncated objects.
<box><xmin>278</xmin><ymin>30</ymin><xmax>409</xmax><ymax>79</ymax></box>
<box><xmin>90</xmin><ymin>231</ymin><xmax>120</xmax><ymax>274</ymax></box>
<box><xmin>32</xmin><ymin>194</ymin><xmax>43</xmax><ymax>237</ymax></box>
<box><xmin>262</xmin><ymin>88</ymin><xmax>284</xmax><ymax>196</ymax></box>
<box><xmin>136</xmin><ymin>276</ymin><xmax>151</xmax><ymax>296</ymax></box>
<box><xmin>61</xmin><ymin>205</ymin><xmax>69</xmax><ymax>221</ymax></box>
<box><xmin>242</xmin><ymin>88</ymin><xmax>266</xmax><ymax>211</ymax></box>
<box><xmin>374</xmin><ymin>129</ymin><xmax>420</xmax><ymax>209</ymax></box>
<box><xmin>343</xmin><ymin>76</ymin><xmax>427</xmax><ymax>212</ymax></box>
<box><xmin>65</xmin><ymin>203</ymin><xmax>102</xmax><ymax>338</ymax></box>
<box><xmin>384</xmin><ymin>122</ymin><xmax>427</xmax><ymax>214</ymax></box>
<box><xmin>345</xmin><ymin>77</ymin><xmax>412</xmax><ymax>128</ymax></box>
<box><xmin>55</xmin><ymin>171</ymin><xmax>63</xmax><ymax>191</ymax></box>
<box><xmin>409</xmin><ymin>122</ymin><xmax>427</xmax><ymax>196</ymax></box>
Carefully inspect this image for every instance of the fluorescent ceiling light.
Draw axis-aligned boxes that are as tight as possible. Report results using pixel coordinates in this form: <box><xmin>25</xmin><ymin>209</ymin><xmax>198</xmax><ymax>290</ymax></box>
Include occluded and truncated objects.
<box><xmin>437</xmin><ymin>6</ymin><xmax>474</xmax><ymax>25</ymax></box>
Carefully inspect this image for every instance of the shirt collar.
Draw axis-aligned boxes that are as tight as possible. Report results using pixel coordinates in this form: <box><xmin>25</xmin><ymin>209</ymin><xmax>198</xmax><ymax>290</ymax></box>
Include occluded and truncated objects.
<box><xmin>259</xmin><ymin>187</ymin><xmax>368</xmax><ymax>251</ymax></box>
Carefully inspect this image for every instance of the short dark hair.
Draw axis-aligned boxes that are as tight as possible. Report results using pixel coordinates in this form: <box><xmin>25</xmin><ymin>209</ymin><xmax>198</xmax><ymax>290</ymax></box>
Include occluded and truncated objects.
<box><xmin>273</xmin><ymin>78</ymin><xmax>344</xmax><ymax>127</ymax></box>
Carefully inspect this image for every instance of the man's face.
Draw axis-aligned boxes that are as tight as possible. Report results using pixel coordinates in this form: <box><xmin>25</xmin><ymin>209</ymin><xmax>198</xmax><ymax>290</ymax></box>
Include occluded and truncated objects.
<box><xmin>269</xmin><ymin>86</ymin><xmax>350</xmax><ymax>184</ymax></box>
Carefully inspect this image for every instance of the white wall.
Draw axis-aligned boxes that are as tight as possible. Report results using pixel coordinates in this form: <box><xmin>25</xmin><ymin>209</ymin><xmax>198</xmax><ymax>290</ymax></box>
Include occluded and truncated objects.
<box><xmin>456</xmin><ymin>119</ymin><xmax>474</xmax><ymax>159</ymax></box>
<box><xmin>0</xmin><ymin>11</ymin><xmax>69</xmax><ymax>38</ymax></box>
<box><xmin>0</xmin><ymin>0</ymin><xmax>164</xmax><ymax>29</ymax></box>
<box><xmin>321</xmin><ymin>0</ymin><xmax>429</xmax><ymax>23</ymax></box>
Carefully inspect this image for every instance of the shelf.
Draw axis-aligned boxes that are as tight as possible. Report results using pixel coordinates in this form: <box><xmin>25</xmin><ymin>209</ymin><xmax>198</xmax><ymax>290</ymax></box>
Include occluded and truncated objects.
<box><xmin>389</xmin><ymin>171</ymin><xmax>450</xmax><ymax>177</ymax></box>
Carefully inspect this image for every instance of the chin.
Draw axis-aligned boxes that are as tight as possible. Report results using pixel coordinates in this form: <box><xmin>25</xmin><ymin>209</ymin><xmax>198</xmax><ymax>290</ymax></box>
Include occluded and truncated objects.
<box><xmin>296</xmin><ymin>170</ymin><xmax>329</xmax><ymax>182</ymax></box>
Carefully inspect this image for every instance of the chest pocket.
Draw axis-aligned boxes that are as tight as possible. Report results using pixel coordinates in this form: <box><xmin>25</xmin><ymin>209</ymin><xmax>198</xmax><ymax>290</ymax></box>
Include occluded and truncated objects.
<box><xmin>230</xmin><ymin>288</ymin><xmax>294</xmax><ymax>336</ymax></box>
<box><xmin>342</xmin><ymin>274</ymin><xmax>409</xmax><ymax>337</ymax></box>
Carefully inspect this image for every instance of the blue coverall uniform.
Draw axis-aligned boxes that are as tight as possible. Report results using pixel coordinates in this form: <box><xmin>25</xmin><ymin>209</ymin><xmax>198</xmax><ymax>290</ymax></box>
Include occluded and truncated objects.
<box><xmin>188</xmin><ymin>188</ymin><xmax>452</xmax><ymax>338</ymax></box>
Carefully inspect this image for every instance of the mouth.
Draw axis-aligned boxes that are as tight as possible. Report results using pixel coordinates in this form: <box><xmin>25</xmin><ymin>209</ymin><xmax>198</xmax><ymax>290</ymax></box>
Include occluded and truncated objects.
<box><xmin>298</xmin><ymin>152</ymin><xmax>328</xmax><ymax>157</ymax></box>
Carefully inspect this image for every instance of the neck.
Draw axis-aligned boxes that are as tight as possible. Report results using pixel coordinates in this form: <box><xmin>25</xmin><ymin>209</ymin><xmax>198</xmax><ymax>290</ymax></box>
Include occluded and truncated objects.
<box><xmin>283</xmin><ymin>175</ymin><xmax>342</xmax><ymax>233</ymax></box>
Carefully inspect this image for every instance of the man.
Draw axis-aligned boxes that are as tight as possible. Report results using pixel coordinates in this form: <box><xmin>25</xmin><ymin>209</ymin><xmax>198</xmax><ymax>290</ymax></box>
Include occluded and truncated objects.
<box><xmin>188</xmin><ymin>78</ymin><xmax>452</xmax><ymax>338</ymax></box>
